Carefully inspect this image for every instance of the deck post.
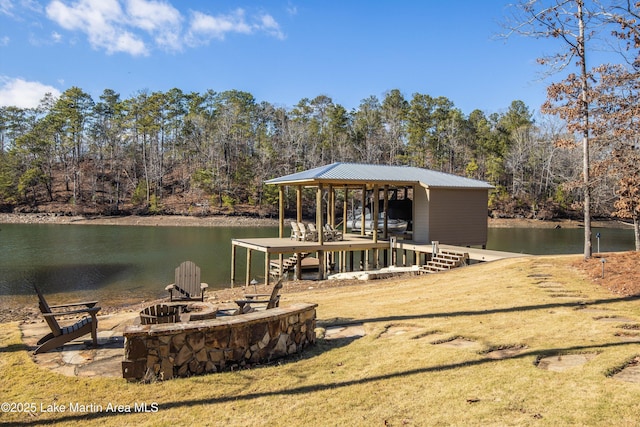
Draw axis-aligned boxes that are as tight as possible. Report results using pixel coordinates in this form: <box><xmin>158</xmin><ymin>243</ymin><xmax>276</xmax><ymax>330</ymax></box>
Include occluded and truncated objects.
<box><xmin>296</xmin><ymin>252</ymin><xmax>302</xmax><ymax>280</ymax></box>
<box><xmin>317</xmin><ymin>184</ymin><xmax>324</xmax><ymax>245</ymax></box>
<box><xmin>264</xmin><ymin>252</ymin><xmax>270</xmax><ymax>286</ymax></box>
<box><xmin>296</xmin><ymin>185</ymin><xmax>302</xmax><ymax>222</ymax></box>
<box><xmin>318</xmin><ymin>250</ymin><xmax>325</xmax><ymax>279</ymax></box>
<box><xmin>383</xmin><ymin>184</ymin><xmax>389</xmax><ymax>239</ymax></box>
<box><xmin>278</xmin><ymin>185</ymin><xmax>284</xmax><ymax>238</ymax></box>
<box><xmin>327</xmin><ymin>184</ymin><xmax>333</xmax><ymax>268</ymax></box>
<box><xmin>246</xmin><ymin>249</ymin><xmax>252</xmax><ymax>287</ymax></box>
<box><xmin>343</xmin><ymin>186</ymin><xmax>348</xmax><ymax>235</ymax></box>
<box><xmin>372</xmin><ymin>184</ymin><xmax>379</xmax><ymax>243</ymax></box>
<box><xmin>328</xmin><ymin>184</ymin><xmax>334</xmax><ymax>226</ymax></box>
<box><xmin>230</xmin><ymin>243</ymin><xmax>236</xmax><ymax>287</ymax></box>
<box><xmin>360</xmin><ymin>185</ymin><xmax>366</xmax><ymax>236</ymax></box>
<box><xmin>342</xmin><ymin>186</ymin><xmax>348</xmax><ymax>272</ymax></box>
<box><xmin>372</xmin><ymin>184</ymin><xmax>379</xmax><ymax>268</ymax></box>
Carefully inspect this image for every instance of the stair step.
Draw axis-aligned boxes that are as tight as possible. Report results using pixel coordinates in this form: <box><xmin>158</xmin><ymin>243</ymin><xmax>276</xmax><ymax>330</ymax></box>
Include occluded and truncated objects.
<box><xmin>420</xmin><ymin>251</ymin><xmax>468</xmax><ymax>274</ymax></box>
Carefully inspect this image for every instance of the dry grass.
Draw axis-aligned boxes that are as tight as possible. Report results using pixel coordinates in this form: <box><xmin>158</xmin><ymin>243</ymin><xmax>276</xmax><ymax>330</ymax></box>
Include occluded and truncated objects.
<box><xmin>3</xmin><ymin>255</ymin><xmax>640</xmax><ymax>426</ymax></box>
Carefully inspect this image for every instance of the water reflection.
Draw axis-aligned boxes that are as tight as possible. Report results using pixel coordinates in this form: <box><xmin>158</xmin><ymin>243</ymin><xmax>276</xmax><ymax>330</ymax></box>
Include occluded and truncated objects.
<box><xmin>0</xmin><ymin>223</ymin><xmax>635</xmax><ymax>307</ymax></box>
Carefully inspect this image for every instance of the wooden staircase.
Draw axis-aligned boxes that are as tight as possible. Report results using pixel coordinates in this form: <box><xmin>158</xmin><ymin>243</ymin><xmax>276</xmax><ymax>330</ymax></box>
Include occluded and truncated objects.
<box><xmin>270</xmin><ymin>252</ymin><xmax>311</xmax><ymax>277</ymax></box>
<box><xmin>420</xmin><ymin>250</ymin><xmax>468</xmax><ymax>273</ymax></box>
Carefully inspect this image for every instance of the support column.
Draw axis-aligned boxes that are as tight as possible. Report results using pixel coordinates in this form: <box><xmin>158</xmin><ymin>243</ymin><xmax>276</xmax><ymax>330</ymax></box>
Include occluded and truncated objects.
<box><xmin>278</xmin><ymin>185</ymin><xmax>285</xmax><ymax>278</ymax></box>
<box><xmin>360</xmin><ymin>185</ymin><xmax>366</xmax><ymax>236</ymax></box>
<box><xmin>264</xmin><ymin>252</ymin><xmax>270</xmax><ymax>286</ymax></box>
<box><xmin>278</xmin><ymin>185</ymin><xmax>284</xmax><ymax>238</ymax></box>
<box><xmin>343</xmin><ymin>186</ymin><xmax>348</xmax><ymax>235</ymax></box>
<box><xmin>383</xmin><ymin>184</ymin><xmax>389</xmax><ymax>239</ymax></box>
<box><xmin>316</xmin><ymin>184</ymin><xmax>324</xmax><ymax>279</ymax></box>
<box><xmin>342</xmin><ymin>186</ymin><xmax>348</xmax><ymax>272</ymax></box>
<box><xmin>296</xmin><ymin>185</ymin><xmax>302</xmax><ymax>223</ymax></box>
<box><xmin>316</xmin><ymin>184</ymin><xmax>324</xmax><ymax>245</ymax></box>
<box><xmin>230</xmin><ymin>243</ymin><xmax>236</xmax><ymax>287</ymax></box>
<box><xmin>246</xmin><ymin>249</ymin><xmax>252</xmax><ymax>287</ymax></box>
<box><xmin>372</xmin><ymin>184</ymin><xmax>379</xmax><ymax>242</ymax></box>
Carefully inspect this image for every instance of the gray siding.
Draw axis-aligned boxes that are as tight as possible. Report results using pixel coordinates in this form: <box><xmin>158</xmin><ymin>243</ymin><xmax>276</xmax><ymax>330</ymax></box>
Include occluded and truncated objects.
<box><xmin>413</xmin><ymin>186</ymin><xmax>429</xmax><ymax>242</ymax></box>
<box><xmin>427</xmin><ymin>189</ymin><xmax>488</xmax><ymax>246</ymax></box>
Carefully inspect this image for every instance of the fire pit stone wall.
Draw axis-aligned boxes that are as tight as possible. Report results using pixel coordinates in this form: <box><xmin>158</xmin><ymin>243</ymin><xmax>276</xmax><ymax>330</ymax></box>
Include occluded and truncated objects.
<box><xmin>122</xmin><ymin>303</ymin><xmax>317</xmax><ymax>381</ymax></box>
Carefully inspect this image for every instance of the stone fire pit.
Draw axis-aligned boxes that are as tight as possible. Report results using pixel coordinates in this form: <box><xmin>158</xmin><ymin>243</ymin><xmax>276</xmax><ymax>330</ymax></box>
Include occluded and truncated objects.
<box><xmin>122</xmin><ymin>303</ymin><xmax>317</xmax><ymax>381</ymax></box>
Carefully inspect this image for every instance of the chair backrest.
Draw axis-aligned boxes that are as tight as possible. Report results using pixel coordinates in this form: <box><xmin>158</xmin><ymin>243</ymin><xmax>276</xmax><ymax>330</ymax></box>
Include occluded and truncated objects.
<box><xmin>290</xmin><ymin>221</ymin><xmax>300</xmax><ymax>239</ymax></box>
<box><xmin>140</xmin><ymin>304</ymin><xmax>181</xmax><ymax>325</ymax></box>
<box><xmin>33</xmin><ymin>285</ymin><xmax>62</xmax><ymax>336</ymax></box>
<box><xmin>297</xmin><ymin>222</ymin><xmax>310</xmax><ymax>240</ymax></box>
<box><xmin>175</xmin><ymin>261</ymin><xmax>201</xmax><ymax>298</ymax></box>
<box><xmin>267</xmin><ymin>277</ymin><xmax>285</xmax><ymax>309</ymax></box>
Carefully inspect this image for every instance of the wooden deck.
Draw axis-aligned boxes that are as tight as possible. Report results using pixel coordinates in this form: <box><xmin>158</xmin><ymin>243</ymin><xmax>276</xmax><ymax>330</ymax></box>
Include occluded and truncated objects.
<box><xmin>231</xmin><ymin>234</ymin><xmax>528</xmax><ymax>286</ymax></box>
<box><xmin>232</xmin><ymin>234</ymin><xmax>390</xmax><ymax>253</ymax></box>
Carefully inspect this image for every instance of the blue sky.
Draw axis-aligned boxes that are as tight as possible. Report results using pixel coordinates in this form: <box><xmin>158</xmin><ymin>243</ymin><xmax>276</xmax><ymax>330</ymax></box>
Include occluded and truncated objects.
<box><xmin>0</xmin><ymin>1</ymin><xmax>558</xmax><ymax>115</ymax></box>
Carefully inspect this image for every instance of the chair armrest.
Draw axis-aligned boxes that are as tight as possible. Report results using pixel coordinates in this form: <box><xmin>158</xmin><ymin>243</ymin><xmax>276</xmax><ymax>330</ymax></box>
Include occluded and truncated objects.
<box><xmin>43</xmin><ymin>306</ymin><xmax>101</xmax><ymax>317</ymax></box>
<box><xmin>242</xmin><ymin>293</ymin><xmax>271</xmax><ymax>299</ymax></box>
<box><xmin>201</xmin><ymin>283</ymin><xmax>209</xmax><ymax>290</ymax></box>
<box><xmin>235</xmin><ymin>299</ymin><xmax>270</xmax><ymax>306</ymax></box>
<box><xmin>49</xmin><ymin>301</ymin><xmax>99</xmax><ymax>309</ymax></box>
<box><xmin>165</xmin><ymin>284</ymin><xmax>176</xmax><ymax>291</ymax></box>
<box><xmin>235</xmin><ymin>296</ymin><xmax>280</xmax><ymax>306</ymax></box>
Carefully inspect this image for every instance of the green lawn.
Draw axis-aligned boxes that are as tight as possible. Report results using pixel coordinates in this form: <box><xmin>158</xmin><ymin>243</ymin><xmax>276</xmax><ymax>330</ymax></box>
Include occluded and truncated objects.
<box><xmin>2</xmin><ymin>255</ymin><xmax>639</xmax><ymax>426</ymax></box>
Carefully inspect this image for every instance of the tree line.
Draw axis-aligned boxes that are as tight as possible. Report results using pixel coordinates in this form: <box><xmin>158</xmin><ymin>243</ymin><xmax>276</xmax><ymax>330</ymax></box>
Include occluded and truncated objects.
<box><xmin>0</xmin><ymin>88</ymin><xmax>587</xmax><ymax>217</ymax></box>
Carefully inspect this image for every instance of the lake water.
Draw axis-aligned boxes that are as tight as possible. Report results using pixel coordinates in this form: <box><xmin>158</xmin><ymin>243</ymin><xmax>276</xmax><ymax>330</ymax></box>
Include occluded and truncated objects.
<box><xmin>0</xmin><ymin>223</ymin><xmax>635</xmax><ymax>307</ymax></box>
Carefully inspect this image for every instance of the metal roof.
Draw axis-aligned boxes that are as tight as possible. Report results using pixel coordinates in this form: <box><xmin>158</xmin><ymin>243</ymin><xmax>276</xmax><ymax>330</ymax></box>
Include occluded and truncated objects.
<box><xmin>265</xmin><ymin>162</ymin><xmax>493</xmax><ymax>189</ymax></box>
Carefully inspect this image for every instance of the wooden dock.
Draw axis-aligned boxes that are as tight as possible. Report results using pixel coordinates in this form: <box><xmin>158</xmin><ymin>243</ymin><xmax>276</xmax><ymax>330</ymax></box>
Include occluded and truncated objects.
<box><xmin>231</xmin><ymin>234</ymin><xmax>528</xmax><ymax>287</ymax></box>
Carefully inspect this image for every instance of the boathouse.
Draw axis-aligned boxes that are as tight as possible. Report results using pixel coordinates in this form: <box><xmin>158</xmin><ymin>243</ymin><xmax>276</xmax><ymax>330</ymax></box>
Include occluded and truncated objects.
<box><xmin>230</xmin><ymin>163</ymin><xmax>501</xmax><ymax>286</ymax></box>
<box><xmin>265</xmin><ymin>162</ymin><xmax>493</xmax><ymax>246</ymax></box>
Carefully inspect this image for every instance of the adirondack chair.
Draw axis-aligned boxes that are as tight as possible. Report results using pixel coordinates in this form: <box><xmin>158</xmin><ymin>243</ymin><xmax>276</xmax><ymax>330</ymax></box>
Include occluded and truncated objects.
<box><xmin>139</xmin><ymin>304</ymin><xmax>182</xmax><ymax>325</ymax></box>
<box><xmin>324</xmin><ymin>223</ymin><xmax>343</xmax><ymax>241</ymax></box>
<box><xmin>165</xmin><ymin>261</ymin><xmax>209</xmax><ymax>301</ymax></box>
<box><xmin>306</xmin><ymin>222</ymin><xmax>319</xmax><ymax>241</ymax></box>
<box><xmin>298</xmin><ymin>222</ymin><xmax>315</xmax><ymax>241</ymax></box>
<box><xmin>33</xmin><ymin>285</ymin><xmax>101</xmax><ymax>354</ymax></box>
<box><xmin>234</xmin><ymin>276</ymin><xmax>284</xmax><ymax>314</ymax></box>
<box><xmin>290</xmin><ymin>221</ymin><xmax>302</xmax><ymax>240</ymax></box>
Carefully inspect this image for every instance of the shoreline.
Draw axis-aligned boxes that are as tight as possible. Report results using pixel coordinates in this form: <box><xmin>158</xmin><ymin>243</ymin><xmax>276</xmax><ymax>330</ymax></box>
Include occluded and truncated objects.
<box><xmin>0</xmin><ymin>212</ymin><xmax>632</xmax><ymax>228</ymax></box>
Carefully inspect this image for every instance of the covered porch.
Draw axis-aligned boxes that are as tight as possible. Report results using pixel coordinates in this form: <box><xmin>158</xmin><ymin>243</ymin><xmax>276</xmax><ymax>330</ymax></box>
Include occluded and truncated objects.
<box><xmin>230</xmin><ymin>163</ymin><xmax>507</xmax><ymax>286</ymax></box>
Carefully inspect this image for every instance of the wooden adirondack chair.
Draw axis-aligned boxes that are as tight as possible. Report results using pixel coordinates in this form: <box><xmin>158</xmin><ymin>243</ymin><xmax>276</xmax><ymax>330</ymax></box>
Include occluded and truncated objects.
<box><xmin>33</xmin><ymin>285</ymin><xmax>101</xmax><ymax>354</ymax></box>
<box><xmin>234</xmin><ymin>276</ymin><xmax>284</xmax><ymax>314</ymax></box>
<box><xmin>290</xmin><ymin>221</ymin><xmax>302</xmax><ymax>240</ymax></box>
<box><xmin>324</xmin><ymin>223</ymin><xmax>343</xmax><ymax>241</ymax></box>
<box><xmin>139</xmin><ymin>304</ymin><xmax>182</xmax><ymax>325</ymax></box>
<box><xmin>165</xmin><ymin>261</ymin><xmax>208</xmax><ymax>301</ymax></box>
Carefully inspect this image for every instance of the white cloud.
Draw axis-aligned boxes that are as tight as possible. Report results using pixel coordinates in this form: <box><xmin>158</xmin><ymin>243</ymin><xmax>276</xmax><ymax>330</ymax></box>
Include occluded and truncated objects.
<box><xmin>188</xmin><ymin>9</ymin><xmax>251</xmax><ymax>41</ymax></box>
<box><xmin>0</xmin><ymin>77</ymin><xmax>61</xmax><ymax>108</ymax></box>
<box><xmin>187</xmin><ymin>8</ymin><xmax>284</xmax><ymax>43</ymax></box>
<box><xmin>258</xmin><ymin>14</ymin><xmax>284</xmax><ymax>40</ymax></box>
<box><xmin>0</xmin><ymin>35</ymin><xmax>9</xmax><ymax>46</ymax></box>
<box><xmin>46</xmin><ymin>0</ymin><xmax>148</xmax><ymax>56</ymax></box>
<box><xmin>126</xmin><ymin>0</ymin><xmax>182</xmax><ymax>50</ymax></box>
<box><xmin>0</xmin><ymin>0</ymin><xmax>14</xmax><ymax>16</ymax></box>
<box><xmin>36</xmin><ymin>1</ymin><xmax>285</xmax><ymax>55</ymax></box>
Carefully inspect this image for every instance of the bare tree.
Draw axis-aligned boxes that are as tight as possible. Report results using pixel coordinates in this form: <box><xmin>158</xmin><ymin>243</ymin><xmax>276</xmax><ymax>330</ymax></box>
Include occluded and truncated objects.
<box><xmin>504</xmin><ymin>0</ymin><xmax>606</xmax><ymax>259</ymax></box>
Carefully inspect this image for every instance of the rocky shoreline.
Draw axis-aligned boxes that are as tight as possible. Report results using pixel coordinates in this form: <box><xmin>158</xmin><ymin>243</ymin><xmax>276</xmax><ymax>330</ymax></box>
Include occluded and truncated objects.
<box><xmin>0</xmin><ymin>212</ymin><xmax>631</xmax><ymax>228</ymax></box>
<box><xmin>0</xmin><ymin>212</ymin><xmax>280</xmax><ymax>227</ymax></box>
